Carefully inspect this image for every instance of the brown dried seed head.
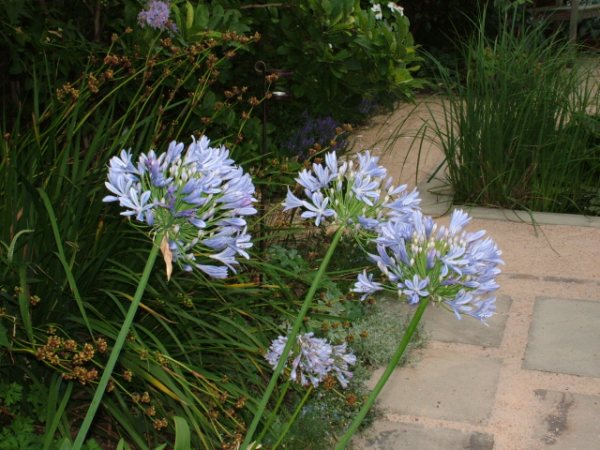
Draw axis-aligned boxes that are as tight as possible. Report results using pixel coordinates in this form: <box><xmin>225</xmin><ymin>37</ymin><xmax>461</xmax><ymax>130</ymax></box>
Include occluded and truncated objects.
<box><xmin>96</xmin><ymin>337</ymin><xmax>108</xmax><ymax>353</ymax></box>
<box><xmin>141</xmin><ymin>391</ymin><xmax>151</xmax><ymax>403</ymax></box>
<box><xmin>345</xmin><ymin>393</ymin><xmax>358</xmax><ymax>406</ymax></box>
<box><xmin>153</xmin><ymin>418</ymin><xmax>168</xmax><ymax>430</ymax></box>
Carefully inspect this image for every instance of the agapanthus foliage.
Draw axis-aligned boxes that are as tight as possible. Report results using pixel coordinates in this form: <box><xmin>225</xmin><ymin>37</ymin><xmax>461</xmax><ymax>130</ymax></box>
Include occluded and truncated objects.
<box><xmin>265</xmin><ymin>332</ymin><xmax>356</xmax><ymax>388</ymax></box>
<box><xmin>353</xmin><ymin>209</ymin><xmax>503</xmax><ymax>322</ymax></box>
<box><xmin>104</xmin><ymin>137</ymin><xmax>257</xmax><ymax>278</ymax></box>
<box><xmin>282</xmin><ymin>151</ymin><xmax>420</xmax><ymax>231</ymax></box>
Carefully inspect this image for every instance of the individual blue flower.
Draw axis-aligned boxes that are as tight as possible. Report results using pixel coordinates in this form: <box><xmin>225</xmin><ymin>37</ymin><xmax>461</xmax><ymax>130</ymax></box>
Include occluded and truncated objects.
<box><xmin>351</xmin><ymin>174</ymin><xmax>380</xmax><ymax>206</ymax></box>
<box><xmin>282</xmin><ymin>189</ymin><xmax>305</xmax><ymax>211</ymax></box>
<box><xmin>104</xmin><ymin>136</ymin><xmax>257</xmax><ymax>279</ymax></box>
<box><xmin>352</xmin><ymin>270</ymin><xmax>384</xmax><ymax>301</ymax></box>
<box><xmin>118</xmin><ymin>187</ymin><xmax>153</xmax><ymax>223</ymax></box>
<box><xmin>300</xmin><ymin>191</ymin><xmax>336</xmax><ymax>226</ymax></box>
<box><xmin>402</xmin><ymin>275</ymin><xmax>430</xmax><ymax>305</ymax></box>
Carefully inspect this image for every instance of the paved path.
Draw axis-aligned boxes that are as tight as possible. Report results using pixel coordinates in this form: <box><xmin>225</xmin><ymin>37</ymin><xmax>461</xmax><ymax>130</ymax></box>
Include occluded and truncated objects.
<box><xmin>349</xmin><ymin>98</ymin><xmax>600</xmax><ymax>450</ymax></box>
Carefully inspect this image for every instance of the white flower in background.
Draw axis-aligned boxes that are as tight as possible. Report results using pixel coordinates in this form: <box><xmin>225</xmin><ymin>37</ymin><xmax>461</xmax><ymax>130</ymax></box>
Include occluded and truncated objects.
<box><xmin>387</xmin><ymin>2</ymin><xmax>404</xmax><ymax>16</ymax></box>
<box><xmin>371</xmin><ymin>3</ymin><xmax>383</xmax><ymax>20</ymax></box>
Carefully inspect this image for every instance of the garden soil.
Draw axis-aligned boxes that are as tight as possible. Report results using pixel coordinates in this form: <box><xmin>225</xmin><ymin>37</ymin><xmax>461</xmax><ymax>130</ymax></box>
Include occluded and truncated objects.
<box><xmin>349</xmin><ymin>96</ymin><xmax>600</xmax><ymax>450</ymax></box>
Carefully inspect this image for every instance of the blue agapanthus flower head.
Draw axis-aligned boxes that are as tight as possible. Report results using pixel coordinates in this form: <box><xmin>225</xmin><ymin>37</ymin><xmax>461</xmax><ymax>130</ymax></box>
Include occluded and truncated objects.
<box><xmin>265</xmin><ymin>332</ymin><xmax>356</xmax><ymax>388</ymax></box>
<box><xmin>282</xmin><ymin>150</ymin><xmax>421</xmax><ymax>232</ymax></box>
<box><xmin>353</xmin><ymin>209</ymin><xmax>503</xmax><ymax>323</ymax></box>
<box><xmin>104</xmin><ymin>136</ymin><xmax>257</xmax><ymax>279</ymax></box>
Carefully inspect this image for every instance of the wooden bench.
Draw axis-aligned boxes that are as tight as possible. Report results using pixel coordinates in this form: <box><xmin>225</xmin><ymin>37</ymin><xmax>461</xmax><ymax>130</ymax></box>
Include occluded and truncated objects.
<box><xmin>529</xmin><ymin>0</ymin><xmax>600</xmax><ymax>41</ymax></box>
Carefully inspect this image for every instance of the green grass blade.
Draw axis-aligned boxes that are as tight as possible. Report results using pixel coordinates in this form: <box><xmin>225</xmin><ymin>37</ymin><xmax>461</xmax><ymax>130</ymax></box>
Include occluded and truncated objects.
<box><xmin>38</xmin><ymin>188</ymin><xmax>93</xmax><ymax>336</ymax></box>
<box><xmin>173</xmin><ymin>416</ymin><xmax>192</xmax><ymax>450</ymax></box>
<box><xmin>43</xmin><ymin>377</ymin><xmax>74</xmax><ymax>450</ymax></box>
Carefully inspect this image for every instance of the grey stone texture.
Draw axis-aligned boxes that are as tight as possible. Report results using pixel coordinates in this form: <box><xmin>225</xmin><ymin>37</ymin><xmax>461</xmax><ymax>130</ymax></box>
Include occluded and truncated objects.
<box><xmin>371</xmin><ymin>347</ymin><xmax>502</xmax><ymax>425</ymax></box>
<box><xmin>524</xmin><ymin>297</ymin><xmax>600</xmax><ymax>377</ymax></box>
<box><xmin>422</xmin><ymin>295</ymin><xmax>512</xmax><ymax>348</ymax></box>
<box><xmin>353</xmin><ymin>421</ymin><xmax>494</xmax><ymax>450</ymax></box>
<box><xmin>532</xmin><ymin>389</ymin><xmax>600</xmax><ymax>448</ymax></box>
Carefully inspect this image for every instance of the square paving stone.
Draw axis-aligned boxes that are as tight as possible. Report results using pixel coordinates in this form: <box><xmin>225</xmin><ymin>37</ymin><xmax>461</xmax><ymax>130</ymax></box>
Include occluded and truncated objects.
<box><xmin>370</xmin><ymin>347</ymin><xmax>502</xmax><ymax>425</ymax></box>
<box><xmin>523</xmin><ymin>297</ymin><xmax>600</xmax><ymax>377</ymax></box>
<box><xmin>422</xmin><ymin>295</ymin><xmax>512</xmax><ymax>348</ymax></box>
<box><xmin>532</xmin><ymin>389</ymin><xmax>600</xmax><ymax>448</ymax></box>
<box><xmin>353</xmin><ymin>421</ymin><xmax>494</xmax><ymax>450</ymax></box>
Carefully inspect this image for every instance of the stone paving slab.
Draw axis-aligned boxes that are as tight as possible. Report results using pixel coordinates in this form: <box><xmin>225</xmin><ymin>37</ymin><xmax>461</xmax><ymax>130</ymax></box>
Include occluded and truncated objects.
<box><xmin>370</xmin><ymin>347</ymin><xmax>502</xmax><ymax>425</ymax></box>
<box><xmin>532</xmin><ymin>389</ymin><xmax>600</xmax><ymax>448</ymax></box>
<box><xmin>353</xmin><ymin>421</ymin><xmax>494</xmax><ymax>450</ymax></box>
<box><xmin>523</xmin><ymin>297</ymin><xmax>600</xmax><ymax>377</ymax></box>
<box><xmin>422</xmin><ymin>295</ymin><xmax>512</xmax><ymax>348</ymax></box>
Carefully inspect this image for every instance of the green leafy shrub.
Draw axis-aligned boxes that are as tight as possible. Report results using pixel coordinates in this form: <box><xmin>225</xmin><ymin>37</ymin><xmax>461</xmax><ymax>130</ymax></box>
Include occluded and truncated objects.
<box><xmin>257</xmin><ymin>0</ymin><xmax>421</xmax><ymax>120</ymax></box>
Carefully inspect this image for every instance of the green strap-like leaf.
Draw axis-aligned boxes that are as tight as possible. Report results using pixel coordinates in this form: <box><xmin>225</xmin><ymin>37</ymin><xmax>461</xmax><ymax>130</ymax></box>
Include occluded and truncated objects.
<box><xmin>173</xmin><ymin>416</ymin><xmax>192</xmax><ymax>450</ymax></box>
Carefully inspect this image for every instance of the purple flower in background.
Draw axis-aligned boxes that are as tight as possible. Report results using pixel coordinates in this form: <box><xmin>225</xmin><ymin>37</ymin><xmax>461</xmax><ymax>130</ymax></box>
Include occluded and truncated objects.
<box><xmin>354</xmin><ymin>209</ymin><xmax>503</xmax><ymax>323</ymax></box>
<box><xmin>137</xmin><ymin>0</ymin><xmax>177</xmax><ymax>32</ymax></box>
<box><xmin>265</xmin><ymin>332</ymin><xmax>356</xmax><ymax>388</ymax></box>
<box><xmin>283</xmin><ymin>112</ymin><xmax>349</xmax><ymax>160</ymax></box>
<box><xmin>104</xmin><ymin>136</ymin><xmax>257</xmax><ymax>279</ymax></box>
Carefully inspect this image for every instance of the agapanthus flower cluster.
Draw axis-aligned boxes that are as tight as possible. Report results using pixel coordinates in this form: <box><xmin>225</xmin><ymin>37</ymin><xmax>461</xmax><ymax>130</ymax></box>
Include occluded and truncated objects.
<box><xmin>353</xmin><ymin>209</ymin><xmax>503</xmax><ymax>322</ymax></box>
<box><xmin>137</xmin><ymin>0</ymin><xmax>177</xmax><ymax>32</ymax></box>
<box><xmin>282</xmin><ymin>151</ymin><xmax>420</xmax><ymax>231</ymax></box>
<box><xmin>265</xmin><ymin>332</ymin><xmax>356</xmax><ymax>388</ymax></box>
<box><xmin>104</xmin><ymin>136</ymin><xmax>257</xmax><ymax>279</ymax></box>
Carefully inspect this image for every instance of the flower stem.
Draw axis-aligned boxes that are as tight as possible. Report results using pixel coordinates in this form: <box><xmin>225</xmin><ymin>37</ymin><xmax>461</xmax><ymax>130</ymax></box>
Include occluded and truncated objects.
<box><xmin>72</xmin><ymin>232</ymin><xmax>164</xmax><ymax>450</ymax></box>
<box><xmin>334</xmin><ymin>296</ymin><xmax>430</xmax><ymax>449</ymax></box>
<box><xmin>241</xmin><ymin>225</ymin><xmax>346</xmax><ymax>449</ymax></box>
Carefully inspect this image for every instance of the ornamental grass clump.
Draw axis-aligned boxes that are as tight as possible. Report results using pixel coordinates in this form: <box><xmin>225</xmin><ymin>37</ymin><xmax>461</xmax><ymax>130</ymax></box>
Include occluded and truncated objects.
<box><xmin>428</xmin><ymin>11</ymin><xmax>600</xmax><ymax>213</ymax></box>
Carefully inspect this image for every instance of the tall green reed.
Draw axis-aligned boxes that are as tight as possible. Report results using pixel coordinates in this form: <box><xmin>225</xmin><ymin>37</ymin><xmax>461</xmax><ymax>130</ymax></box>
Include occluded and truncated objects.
<box><xmin>428</xmin><ymin>12</ymin><xmax>600</xmax><ymax>213</ymax></box>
